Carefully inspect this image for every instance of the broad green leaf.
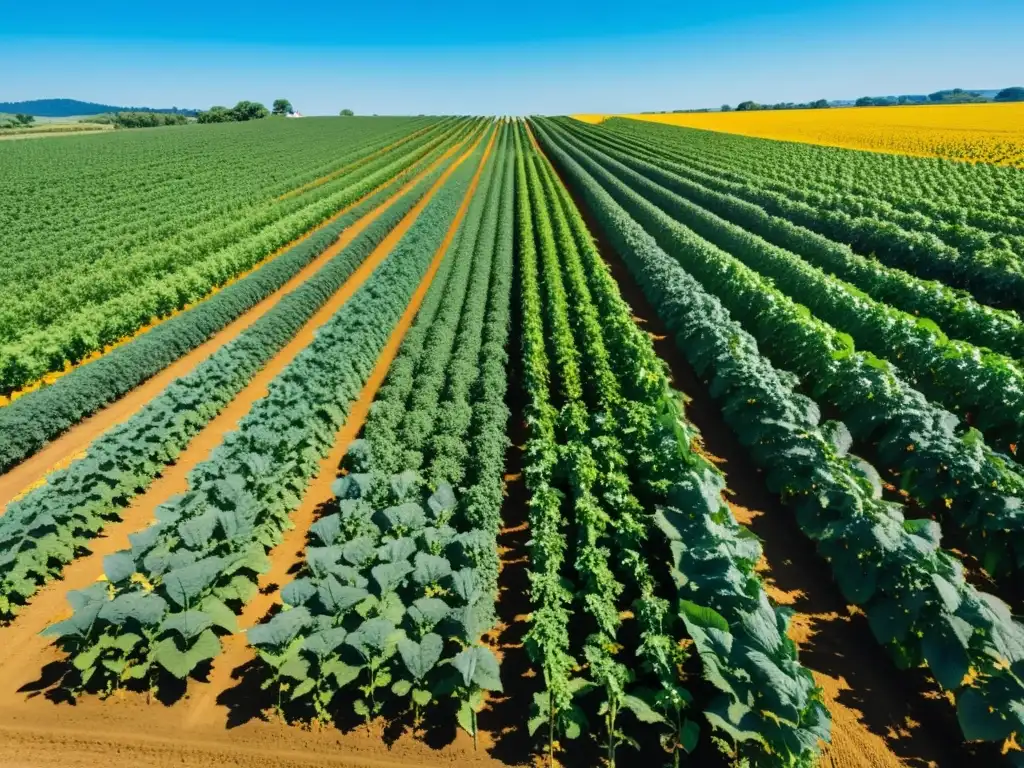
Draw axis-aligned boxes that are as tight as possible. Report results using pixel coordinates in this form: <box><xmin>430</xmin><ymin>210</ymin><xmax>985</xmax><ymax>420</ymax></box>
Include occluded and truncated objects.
<box><xmin>247</xmin><ymin>606</ymin><xmax>311</xmax><ymax>649</ymax></box>
<box><xmin>281</xmin><ymin>578</ymin><xmax>316</xmax><ymax>607</ymax></box>
<box><xmin>622</xmin><ymin>692</ymin><xmax>667</xmax><ymax>724</ymax></box>
<box><xmin>452</xmin><ymin>645</ymin><xmax>503</xmax><ymax>692</ymax></box>
<box><xmin>303</xmin><ymin>627</ymin><xmax>348</xmax><ymax>660</ymax></box>
<box><xmin>161</xmin><ymin>610</ymin><xmax>213</xmax><ymax>640</ymax></box>
<box><xmin>98</xmin><ymin>592</ymin><xmax>168</xmax><ymax>627</ymax></box>
<box><xmin>680</xmin><ymin>600</ymin><xmax>730</xmax><ymax>632</ymax></box>
<box><xmin>200</xmin><ymin>595</ymin><xmax>239</xmax><ymax>633</ymax></box>
<box><xmin>103</xmin><ymin>552</ymin><xmax>136</xmax><ymax>584</ymax></box>
<box><xmin>317</xmin><ymin>575</ymin><xmax>369</xmax><ymax>615</ymax></box>
<box><xmin>162</xmin><ymin>556</ymin><xmax>224</xmax><ymax>608</ymax></box>
<box><xmin>397</xmin><ymin>633</ymin><xmax>443</xmax><ymax>680</ymax></box>
<box><xmin>412</xmin><ymin>553</ymin><xmax>451</xmax><ymax>586</ymax></box>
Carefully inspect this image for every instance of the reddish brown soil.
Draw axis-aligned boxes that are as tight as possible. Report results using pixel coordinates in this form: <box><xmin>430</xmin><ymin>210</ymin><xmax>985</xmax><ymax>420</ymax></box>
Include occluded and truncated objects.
<box><xmin>0</xmin><ymin>132</ymin><xmax>503</xmax><ymax>768</ymax></box>
<box><xmin>0</xmin><ymin>134</ymin><xmax>470</xmax><ymax>510</ymax></box>
<box><xmin>526</xmin><ymin>121</ymin><xmax>975</xmax><ymax>768</ymax></box>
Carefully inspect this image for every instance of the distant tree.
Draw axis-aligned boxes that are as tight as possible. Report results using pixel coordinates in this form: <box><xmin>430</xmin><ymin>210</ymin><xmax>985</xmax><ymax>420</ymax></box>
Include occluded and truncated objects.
<box><xmin>928</xmin><ymin>88</ymin><xmax>985</xmax><ymax>104</ymax></box>
<box><xmin>855</xmin><ymin>97</ymin><xmax>874</xmax><ymax>107</ymax></box>
<box><xmin>810</xmin><ymin>99</ymin><xmax>829</xmax><ymax>109</ymax></box>
<box><xmin>100</xmin><ymin>111</ymin><xmax>189</xmax><ymax>128</ymax></box>
<box><xmin>13</xmin><ymin>113</ymin><xmax>35</xmax><ymax>126</ymax></box>
<box><xmin>735</xmin><ymin>100</ymin><xmax>760</xmax><ymax>111</ymax></box>
<box><xmin>232</xmin><ymin>101</ymin><xmax>270</xmax><ymax>121</ymax></box>
<box><xmin>272</xmin><ymin>99</ymin><xmax>293</xmax><ymax>116</ymax></box>
<box><xmin>339</xmin><ymin>108</ymin><xmax>355</xmax><ymax>116</ymax></box>
<box><xmin>720</xmin><ymin>104</ymin><xmax>732</xmax><ymax>112</ymax></box>
<box><xmin>995</xmin><ymin>86</ymin><xmax>1024</xmax><ymax>102</ymax></box>
<box><xmin>196</xmin><ymin>106</ymin><xmax>234</xmax><ymax>123</ymax></box>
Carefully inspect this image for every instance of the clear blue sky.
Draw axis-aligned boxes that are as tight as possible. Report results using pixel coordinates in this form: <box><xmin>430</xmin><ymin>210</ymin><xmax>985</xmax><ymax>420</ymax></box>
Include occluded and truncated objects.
<box><xmin>4</xmin><ymin>0</ymin><xmax>1022</xmax><ymax>115</ymax></box>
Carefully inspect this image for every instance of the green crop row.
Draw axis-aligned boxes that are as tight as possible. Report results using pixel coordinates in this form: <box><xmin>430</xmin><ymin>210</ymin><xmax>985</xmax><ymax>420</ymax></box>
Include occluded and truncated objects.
<box><xmin>539</xmin><ymin>116</ymin><xmax>1024</xmax><ymax>587</ymax></box>
<box><xmin>521</xmin><ymin>122</ymin><xmax>829</xmax><ymax>766</ymax></box>
<box><xmin>0</xmin><ymin>121</ymin><xmax>479</xmax><ymax>474</ymax></box>
<box><xmin>597</xmin><ymin>118</ymin><xmax>1024</xmax><ymax>312</ymax></box>
<box><xmin>533</xmin><ymin>116</ymin><xmax>1024</xmax><ymax>760</ymax></box>
<box><xmin>557</xmin><ymin>118</ymin><xmax>1024</xmax><ymax>360</ymax></box>
<box><xmin>599</xmin><ymin>117</ymin><xmax>1024</xmax><ymax>239</ymax></box>
<box><xmin>0</xmin><ymin>130</ymin><xmax>480</xmax><ymax>624</ymax></box>
<box><xmin>249</xmin><ymin>127</ymin><xmax>514</xmax><ymax>740</ymax></box>
<box><xmin>0</xmin><ymin>119</ymin><xmax>466</xmax><ymax>395</ymax></box>
<box><xmin>551</xmin><ymin>120</ymin><xmax>1024</xmax><ymax>461</ymax></box>
<box><xmin>42</xmin><ymin>128</ymin><xmax>491</xmax><ymax>696</ymax></box>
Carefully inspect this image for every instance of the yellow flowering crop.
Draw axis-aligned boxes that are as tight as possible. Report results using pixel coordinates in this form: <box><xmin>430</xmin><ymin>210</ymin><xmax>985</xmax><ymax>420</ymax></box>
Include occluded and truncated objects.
<box><xmin>571</xmin><ymin>103</ymin><xmax>1024</xmax><ymax>168</ymax></box>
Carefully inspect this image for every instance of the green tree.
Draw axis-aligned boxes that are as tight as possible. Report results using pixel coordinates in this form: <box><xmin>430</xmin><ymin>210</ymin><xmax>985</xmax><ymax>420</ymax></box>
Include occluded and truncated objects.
<box><xmin>196</xmin><ymin>106</ymin><xmax>234</xmax><ymax>123</ymax></box>
<box><xmin>339</xmin><ymin>108</ymin><xmax>355</xmax><ymax>116</ymax></box>
<box><xmin>720</xmin><ymin>104</ymin><xmax>732</xmax><ymax>112</ymax></box>
<box><xmin>735</xmin><ymin>100</ymin><xmax>760</xmax><ymax>111</ymax></box>
<box><xmin>232</xmin><ymin>101</ymin><xmax>270</xmax><ymax>121</ymax></box>
<box><xmin>995</xmin><ymin>87</ymin><xmax>1024</xmax><ymax>102</ymax></box>
<box><xmin>272</xmin><ymin>99</ymin><xmax>292</xmax><ymax>115</ymax></box>
<box><xmin>13</xmin><ymin>114</ymin><xmax>35</xmax><ymax>126</ymax></box>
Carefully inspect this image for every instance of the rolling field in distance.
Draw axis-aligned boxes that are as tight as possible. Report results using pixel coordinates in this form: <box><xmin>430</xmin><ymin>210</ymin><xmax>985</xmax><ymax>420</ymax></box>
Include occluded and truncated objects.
<box><xmin>0</xmin><ymin>112</ymin><xmax>1023</xmax><ymax>768</ymax></box>
<box><xmin>573</xmin><ymin>101</ymin><xmax>1024</xmax><ymax>167</ymax></box>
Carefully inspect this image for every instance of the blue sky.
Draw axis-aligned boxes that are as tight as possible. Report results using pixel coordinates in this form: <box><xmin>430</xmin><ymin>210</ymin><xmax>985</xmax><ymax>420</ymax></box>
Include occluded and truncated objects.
<box><xmin>3</xmin><ymin>0</ymin><xmax>1022</xmax><ymax>115</ymax></box>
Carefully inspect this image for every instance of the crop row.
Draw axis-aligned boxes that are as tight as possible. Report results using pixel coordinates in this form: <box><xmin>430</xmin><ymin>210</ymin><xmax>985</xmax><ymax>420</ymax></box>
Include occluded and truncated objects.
<box><xmin>0</xmin><ymin>118</ymin><xmax>464</xmax><ymax>395</ymax></box>
<box><xmin>247</xmin><ymin>123</ymin><xmax>514</xmax><ymax>740</ymax></box>
<box><xmin>517</xmin><ymin>121</ymin><xmax>828</xmax><ymax>766</ymax></box>
<box><xmin>532</xmin><ymin>116</ymin><xmax>1024</xmax><ymax>758</ymax></box>
<box><xmin>0</xmin><ymin>126</ymin><xmax>484</xmax><ymax>625</ymax></box>
<box><xmin>42</xmin><ymin>126</ymin><xmax>494</xmax><ymax>695</ymax></box>
<box><xmin>539</xmin><ymin>116</ymin><xmax>1024</xmax><ymax>586</ymax></box>
<box><xmin>559</xmin><ymin>120</ymin><xmax>1024</xmax><ymax>455</ymax></box>
<box><xmin>558</xmin><ymin>118</ymin><xmax>1024</xmax><ymax>360</ymax></box>
<box><xmin>0</xmin><ymin>120</ymin><xmax>481</xmax><ymax>475</ymax></box>
<box><xmin>595</xmin><ymin>118</ymin><xmax>1024</xmax><ymax>311</ymax></box>
<box><xmin>0</xmin><ymin>117</ymin><xmax>440</xmax><ymax>307</ymax></box>
<box><xmin>598</xmin><ymin>117</ymin><xmax>1024</xmax><ymax>238</ymax></box>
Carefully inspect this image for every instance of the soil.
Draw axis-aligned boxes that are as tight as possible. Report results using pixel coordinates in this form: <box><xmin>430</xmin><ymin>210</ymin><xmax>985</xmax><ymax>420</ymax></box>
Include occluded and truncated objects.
<box><xmin>0</xmin><ymin>132</ymin><xmax>471</xmax><ymax>510</ymax></box>
<box><xmin>0</xmin><ymin>132</ymin><xmax>499</xmax><ymax>768</ymax></box>
<box><xmin>527</xmin><ymin>121</ymin><xmax>977</xmax><ymax>768</ymax></box>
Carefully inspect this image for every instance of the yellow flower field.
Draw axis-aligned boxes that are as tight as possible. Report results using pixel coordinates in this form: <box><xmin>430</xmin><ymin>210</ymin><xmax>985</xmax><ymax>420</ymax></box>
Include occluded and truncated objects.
<box><xmin>572</xmin><ymin>102</ymin><xmax>1024</xmax><ymax>168</ymax></box>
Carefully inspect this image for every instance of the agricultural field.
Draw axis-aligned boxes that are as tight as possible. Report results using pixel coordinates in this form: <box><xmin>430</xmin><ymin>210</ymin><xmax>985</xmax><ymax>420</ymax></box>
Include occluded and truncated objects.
<box><xmin>574</xmin><ymin>102</ymin><xmax>1024</xmax><ymax>167</ymax></box>
<box><xmin>0</xmin><ymin>110</ymin><xmax>1023</xmax><ymax>768</ymax></box>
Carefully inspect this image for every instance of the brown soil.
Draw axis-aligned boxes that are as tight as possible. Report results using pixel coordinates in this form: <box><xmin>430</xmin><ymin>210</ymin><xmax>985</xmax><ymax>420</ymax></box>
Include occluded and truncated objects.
<box><xmin>527</xmin><ymin>121</ymin><xmax>975</xmax><ymax>768</ymax></box>
<box><xmin>0</xmin><ymin>132</ymin><xmax>471</xmax><ymax>510</ymax></box>
<box><xmin>0</xmin><ymin>130</ymin><xmax>501</xmax><ymax>768</ymax></box>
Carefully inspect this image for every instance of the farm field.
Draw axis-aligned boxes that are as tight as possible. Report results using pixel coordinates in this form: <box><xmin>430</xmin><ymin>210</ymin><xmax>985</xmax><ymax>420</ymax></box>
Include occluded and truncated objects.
<box><xmin>1</xmin><ymin>112</ymin><xmax>1023</xmax><ymax>768</ymax></box>
<box><xmin>572</xmin><ymin>102</ymin><xmax>1024</xmax><ymax>167</ymax></box>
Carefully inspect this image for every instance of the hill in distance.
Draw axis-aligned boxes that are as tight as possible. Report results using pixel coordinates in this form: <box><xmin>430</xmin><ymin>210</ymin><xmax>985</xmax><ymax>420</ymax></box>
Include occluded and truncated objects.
<box><xmin>0</xmin><ymin>98</ymin><xmax>198</xmax><ymax>117</ymax></box>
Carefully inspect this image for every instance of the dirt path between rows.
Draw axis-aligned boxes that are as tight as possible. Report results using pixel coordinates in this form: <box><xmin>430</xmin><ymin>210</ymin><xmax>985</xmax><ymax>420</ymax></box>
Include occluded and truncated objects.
<box><xmin>0</xmin><ymin>130</ymin><xmax>502</xmax><ymax>768</ymax></box>
<box><xmin>0</xmin><ymin>133</ymin><xmax>470</xmax><ymax>510</ymax></box>
<box><xmin>526</xmin><ymin>120</ymin><xmax>974</xmax><ymax>768</ymax></box>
